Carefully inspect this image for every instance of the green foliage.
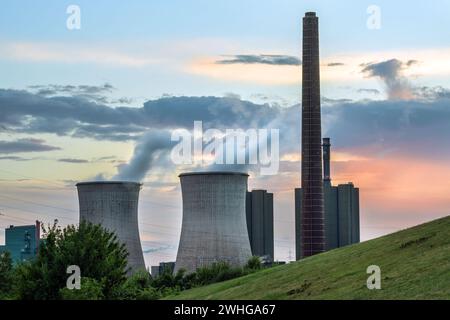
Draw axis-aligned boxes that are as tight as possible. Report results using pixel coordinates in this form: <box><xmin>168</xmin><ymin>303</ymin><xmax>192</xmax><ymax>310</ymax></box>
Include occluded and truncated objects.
<box><xmin>113</xmin><ymin>270</ymin><xmax>161</xmax><ymax>300</ymax></box>
<box><xmin>60</xmin><ymin>277</ymin><xmax>104</xmax><ymax>300</ymax></box>
<box><xmin>1</xmin><ymin>220</ymin><xmax>269</xmax><ymax>300</ymax></box>
<box><xmin>14</xmin><ymin>220</ymin><xmax>128</xmax><ymax>300</ymax></box>
<box><xmin>152</xmin><ymin>268</ymin><xmax>190</xmax><ymax>292</ymax></box>
<box><xmin>193</xmin><ymin>261</ymin><xmax>243</xmax><ymax>286</ymax></box>
<box><xmin>0</xmin><ymin>251</ymin><xmax>14</xmax><ymax>298</ymax></box>
<box><xmin>244</xmin><ymin>256</ymin><xmax>262</xmax><ymax>271</ymax></box>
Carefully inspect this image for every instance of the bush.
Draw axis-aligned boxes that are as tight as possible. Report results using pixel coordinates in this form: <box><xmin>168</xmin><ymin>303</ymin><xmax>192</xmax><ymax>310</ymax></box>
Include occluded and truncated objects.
<box><xmin>152</xmin><ymin>268</ymin><xmax>188</xmax><ymax>292</ymax></box>
<box><xmin>113</xmin><ymin>270</ymin><xmax>160</xmax><ymax>300</ymax></box>
<box><xmin>244</xmin><ymin>256</ymin><xmax>262</xmax><ymax>272</ymax></box>
<box><xmin>60</xmin><ymin>277</ymin><xmax>104</xmax><ymax>300</ymax></box>
<box><xmin>14</xmin><ymin>220</ymin><xmax>128</xmax><ymax>300</ymax></box>
<box><xmin>191</xmin><ymin>261</ymin><xmax>244</xmax><ymax>287</ymax></box>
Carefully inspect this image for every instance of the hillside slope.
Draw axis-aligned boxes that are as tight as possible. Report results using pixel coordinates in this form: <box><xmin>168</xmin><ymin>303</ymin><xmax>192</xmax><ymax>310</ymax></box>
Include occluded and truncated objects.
<box><xmin>166</xmin><ymin>216</ymin><xmax>450</xmax><ymax>300</ymax></box>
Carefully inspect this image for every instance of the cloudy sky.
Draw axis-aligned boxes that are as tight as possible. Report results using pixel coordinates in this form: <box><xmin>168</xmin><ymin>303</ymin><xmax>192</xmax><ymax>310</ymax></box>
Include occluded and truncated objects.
<box><xmin>1</xmin><ymin>0</ymin><xmax>450</xmax><ymax>266</ymax></box>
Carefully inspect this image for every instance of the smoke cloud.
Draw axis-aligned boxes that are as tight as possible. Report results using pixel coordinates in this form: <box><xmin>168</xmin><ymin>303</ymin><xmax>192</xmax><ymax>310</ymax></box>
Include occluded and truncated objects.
<box><xmin>361</xmin><ymin>59</ymin><xmax>417</xmax><ymax>100</ymax></box>
<box><xmin>113</xmin><ymin>130</ymin><xmax>174</xmax><ymax>182</ymax></box>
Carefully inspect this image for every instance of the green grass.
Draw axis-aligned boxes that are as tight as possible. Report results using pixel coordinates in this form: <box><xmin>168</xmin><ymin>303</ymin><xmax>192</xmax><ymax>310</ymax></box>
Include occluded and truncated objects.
<box><xmin>165</xmin><ymin>216</ymin><xmax>450</xmax><ymax>300</ymax></box>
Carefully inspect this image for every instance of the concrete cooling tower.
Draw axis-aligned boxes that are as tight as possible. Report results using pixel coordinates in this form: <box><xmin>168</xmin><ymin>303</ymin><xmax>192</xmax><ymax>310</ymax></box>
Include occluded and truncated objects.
<box><xmin>174</xmin><ymin>172</ymin><xmax>252</xmax><ymax>274</ymax></box>
<box><xmin>76</xmin><ymin>181</ymin><xmax>145</xmax><ymax>274</ymax></box>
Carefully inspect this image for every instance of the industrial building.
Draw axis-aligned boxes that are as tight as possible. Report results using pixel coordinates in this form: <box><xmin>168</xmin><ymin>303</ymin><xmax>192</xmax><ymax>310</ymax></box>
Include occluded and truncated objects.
<box><xmin>174</xmin><ymin>172</ymin><xmax>252</xmax><ymax>274</ymax></box>
<box><xmin>246</xmin><ymin>190</ymin><xmax>274</xmax><ymax>261</ymax></box>
<box><xmin>151</xmin><ymin>261</ymin><xmax>175</xmax><ymax>278</ymax></box>
<box><xmin>0</xmin><ymin>221</ymin><xmax>40</xmax><ymax>263</ymax></box>
<box><xmin>76</xmin><ymin>181</ymin><xmax>146</xmax><ymax>274</ymax></box>
<box><xmin>300</xmin><ymin>12</ymin><xmax>325</xmax><ymax>258</ymax></box>
<box><xmin>296</xmin><ymin>138</ymin><xmax>360</xmax><ymax>260</ymax></box>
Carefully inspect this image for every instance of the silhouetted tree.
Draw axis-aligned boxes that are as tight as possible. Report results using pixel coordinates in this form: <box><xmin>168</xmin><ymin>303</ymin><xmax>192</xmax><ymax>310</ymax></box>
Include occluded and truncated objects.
<box><xmin>14</xmin><ymin>220</ymin><xmax>128</xmax><ymax>300</ymax></box>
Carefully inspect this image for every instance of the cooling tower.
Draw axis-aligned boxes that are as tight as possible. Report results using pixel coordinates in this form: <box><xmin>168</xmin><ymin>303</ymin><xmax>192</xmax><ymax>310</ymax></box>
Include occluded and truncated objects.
<box><xmin>76</xmin><ymin>181</ymin><xmax>145</xmax><ymax>274</ymax></box>
<box><xmin>174</xmin><ymin>172</ymin><xmax>252</xmax><ymax>274</ymax></box>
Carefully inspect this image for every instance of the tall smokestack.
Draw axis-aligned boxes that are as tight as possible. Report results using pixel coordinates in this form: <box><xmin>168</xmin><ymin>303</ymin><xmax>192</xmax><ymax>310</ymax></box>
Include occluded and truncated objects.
<box><xmin>301</xmin><ymin>12</ymin><xmax>325</xmax><ymax>257</ymax></box>
<box><xmin>323</xmin><ymin>137</ymin><xmax>331</xmax><ymax>187</ymax></box>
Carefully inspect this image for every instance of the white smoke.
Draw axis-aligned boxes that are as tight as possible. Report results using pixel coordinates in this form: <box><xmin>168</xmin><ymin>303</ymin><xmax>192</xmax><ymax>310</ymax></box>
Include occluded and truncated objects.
<box><xmin>113</xmin><ymin>130</ymin><xmax>174</xmax><ymax>182</ymax></box>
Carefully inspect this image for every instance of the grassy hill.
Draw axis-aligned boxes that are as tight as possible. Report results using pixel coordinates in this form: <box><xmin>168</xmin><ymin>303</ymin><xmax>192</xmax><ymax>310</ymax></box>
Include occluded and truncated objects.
<box><xmin>166</xmin><ymin>216</ymin><xmax>450</xmax><ymax>300</ymax></box>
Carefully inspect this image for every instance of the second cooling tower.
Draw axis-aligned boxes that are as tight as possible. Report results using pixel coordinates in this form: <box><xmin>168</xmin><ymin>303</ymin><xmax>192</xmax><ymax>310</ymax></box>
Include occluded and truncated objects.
<box><xmin>76</xmin><ymin>181</ymin><xmax>145</xmax><ymax>274</ymax></box>
<box><xmin>174</xmin><ymin>172</ymin><xmax>252</xmax><ymax>274</ymax></box>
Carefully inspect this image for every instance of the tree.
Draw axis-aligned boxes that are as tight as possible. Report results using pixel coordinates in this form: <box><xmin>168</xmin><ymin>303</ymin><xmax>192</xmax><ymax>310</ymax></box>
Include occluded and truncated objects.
<box><xmin>60</xmin><ymin>277</ymin><xmax>104</xmax><ymax>300</ymax></box>
<box><xmin>15</xmin><ymin>220</ymin><xmax>129</xmax><ymax>300</ymax></box>
<box><xmin>113</xmin><ymin>270</ymin><xmax>160</xmax><ymax>300</ymax></box>
<box><xmin>0</xmin><ymin>251</ymin><xmax>14</xmax><ymax>298</ymax></box>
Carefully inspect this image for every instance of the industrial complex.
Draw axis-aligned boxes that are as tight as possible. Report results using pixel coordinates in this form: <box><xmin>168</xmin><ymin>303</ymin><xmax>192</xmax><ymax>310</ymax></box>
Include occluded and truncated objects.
<box><xmin>0</xmin><ymin>12</ymin><xmax>360</xmax><ymax>277</ymax></box>
<box><xmin>296</xmin><ymin>138</ymin><xmax>360</xmax><ymax>260</ymax></box>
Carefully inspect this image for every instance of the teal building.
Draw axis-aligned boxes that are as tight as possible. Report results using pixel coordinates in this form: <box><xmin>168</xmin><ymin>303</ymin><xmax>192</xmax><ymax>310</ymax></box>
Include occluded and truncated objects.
<box><xmin>0</xmin><ymin>221</ymin><xmax>41</xmax><ymax>263</ymax></box>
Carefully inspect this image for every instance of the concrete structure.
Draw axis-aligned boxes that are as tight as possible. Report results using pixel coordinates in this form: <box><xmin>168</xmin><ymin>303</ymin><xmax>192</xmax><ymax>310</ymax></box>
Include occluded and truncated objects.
<box><xmin>301</xmin><ymin>12</ymin><xmax>325</xmax><ymax>257</ymax></box>
<box><xmin>76</xmin><ymin>181</ymin><xmax>145</xmax><ymax>274</ymax></box>
<box><xmin>296</xmin><ymin>138</ymin><xmax>360</xmax><ymax>260</ymax></box>
<box><xmin>151</xmin><ymin>266</ymin><xmax>160</xmax><ymax>278</ymax></box>
<box><xmin>0</xmin><ymin>221</ymin><xmax>40</xmax><ymax>263</ymax></box>
<box><xmin>174</xmin><ymin>172</ymin><xmax>252</xmax><ymax>274</ymax></box>
<box><xmin>246</xmin><ymin>190</ymin><xmax>274</xmax><ymax>261</ymax></box>
<box><xmin>151</xmin><ymin>261</ymin><xmax>175</xmax><ymax>278</ymax></box>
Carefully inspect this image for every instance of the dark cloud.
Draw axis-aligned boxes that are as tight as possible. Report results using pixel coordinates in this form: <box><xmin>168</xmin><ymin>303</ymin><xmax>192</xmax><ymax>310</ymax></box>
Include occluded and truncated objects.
<box><xmin>357</xmin><ymin>88</ymin><xmax>380</xmax><ymax>95</ymax></box>
<box><xmin>2</xmin><ymin>85</ymin><xmax>450</xmax><ymax>179</ymax></box>
<box><xmin>323</xmin><ymin>97</ymin><xmax>450</xmax><ymax>158</ymax></box>
<box><xmin>0</xmin><ymin>156</ymin><xmax>32</xmax><ymax>161</ymax></box>
<box><xmin>326</xmin><ymin>62</ymin><xmax>344</xmax><ymax>67</ymax></box>
<box><xmin>58</xmin><ymin>158</ymin><xmax>89</xmax><ymax>163</ymax></box>
<box><xmin>406</xmin><ymin>59</ymin><xmax>419</xmax><ymax>67</ymax></box>
<box><xmin>216</xmin><ymin>54</ymin><xmax>301</xmax><ymax>66</ymax></box>
<box><xmin>27</xmin><ymin>83</ymin><xmax>137</xmax><ymax>106</ymax></box>
<box><xmin>95</xmin><ymin>156</ymin><xmax>117</xmax><ymax>161</ymax></box>
<box><xmin>142</xmin><ymin>245</ymin><xmax>174</xmax><ymax>254</ymax></box>
<box><xmin>0</xmin><ymin>138</ymin><xmax>60</xmax><ymax>154</ymax></box>
<box><xmin>28</xmin><ymin>83</ymin><xmax>114</xmax><ymax>97</ymax></box>
<box><xmin>415</xmin><ymin>86</ymin><xmax>450</xmax><ymax>100</ymax></box>
<box><xmin>0</xmin><ymin>89</ymin><xmax>278</xmax><ymax>141</ymax></box>
<box><xmin>322</xmin><ymin>97</ymin><xmax>353</xmax><ymax>105</ymax></box>
<box><xmin>361</xmin><ymin>59</ymin><xmax>415</xmax><ymax>100</ymax></box>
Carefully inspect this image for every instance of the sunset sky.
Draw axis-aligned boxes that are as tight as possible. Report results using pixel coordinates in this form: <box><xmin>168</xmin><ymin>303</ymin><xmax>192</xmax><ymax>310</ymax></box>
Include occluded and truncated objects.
<box><xmin>1</xmin><ymin>0</ymin><xmax>450</xmax><ymax>267</ymax></box>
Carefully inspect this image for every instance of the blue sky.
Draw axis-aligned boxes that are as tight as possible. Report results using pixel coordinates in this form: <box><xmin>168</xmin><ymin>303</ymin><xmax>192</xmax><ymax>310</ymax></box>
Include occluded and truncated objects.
<box><xmin>1</xmin><ymin>0</ymin><xmax>449</xmax><ymax>102</ymax></box>
<box><xmin>1</xmin><ymin>1</ymin><xmax>450</xmax><ymax>267</ymax></box>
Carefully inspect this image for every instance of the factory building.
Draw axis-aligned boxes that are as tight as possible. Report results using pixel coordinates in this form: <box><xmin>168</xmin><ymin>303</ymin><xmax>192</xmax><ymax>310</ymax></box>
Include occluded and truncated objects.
<box><xmin>76</xmin><ymin>181</ymin><xmax>146</xmax><ymax>274</ymax></box>
<box><xmin>296</xmin><ymin>138</ymin><xmax>360</xmax><ymax>260</ymax></box>
<box><xmin>174</xmin><ymin>172</ymin><xmax>252</xmax><ymax>274</ymax></box>
<box><xmin>0</xmin><ymin>221</ymin><xmax>40</xmax><ymax>263</ymax></box>
<box><xmin>151</xmin><ymin>262</ymin><xmax>175</xmax><ymax>278</ymax></box>
<box><xmin>246</xmin><ymin>190</ymin><xmax>274</xmax><ymax>261</ymax></box>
